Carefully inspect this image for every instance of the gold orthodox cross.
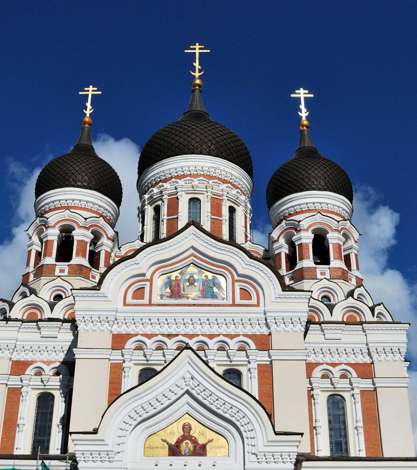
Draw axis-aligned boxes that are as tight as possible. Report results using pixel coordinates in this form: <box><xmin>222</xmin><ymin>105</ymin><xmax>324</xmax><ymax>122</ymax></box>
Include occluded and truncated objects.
<box><xmin>184</xmin><ymin>42</ymin><xmax>211</xmax><ymax>79</ymax></box>
<box><xmin>290</xmin><ymin>87</ymin><xmax>314</xmax><ymax>123</ymax></box>
<box><xmin>79</xmin><ymin>85</ymin><xmax>102</xmax><ymax>118</ymax></box>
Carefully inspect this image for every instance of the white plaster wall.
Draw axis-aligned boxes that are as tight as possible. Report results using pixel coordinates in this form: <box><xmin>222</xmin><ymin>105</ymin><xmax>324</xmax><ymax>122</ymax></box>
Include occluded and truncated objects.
<box><xmin>70</xmin><ymin>358</ymin><xmax>110</xmax><ymax>432</ymax></box>
<box><xmin>377</xmin><ymin>387</ymin><xmax>415</xmax><ymax>456</ymax></box>
<box><xmin>271</xmin><ymin>331</ymin><xmax>310</xmax><ymax>452</ymax></box>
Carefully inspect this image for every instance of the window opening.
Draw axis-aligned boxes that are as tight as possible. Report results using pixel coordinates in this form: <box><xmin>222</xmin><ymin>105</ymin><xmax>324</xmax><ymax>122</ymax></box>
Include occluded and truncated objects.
<box><xmin>188</xmin><ymin>198</ymin><xmax>201</xmax><ymax>224</ymax></box>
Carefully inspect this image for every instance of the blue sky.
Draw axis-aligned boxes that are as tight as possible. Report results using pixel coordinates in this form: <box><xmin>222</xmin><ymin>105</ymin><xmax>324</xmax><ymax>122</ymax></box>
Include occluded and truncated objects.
<box><xmin>0</xmin><ymin>0</ymin><xmax>416</xmax><ymax>278</ymax></box>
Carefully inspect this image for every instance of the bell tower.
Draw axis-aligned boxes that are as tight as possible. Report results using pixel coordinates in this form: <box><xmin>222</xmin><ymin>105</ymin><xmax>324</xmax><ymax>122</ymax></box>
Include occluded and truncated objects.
<box><xmin>22</xmin><ymin>86</ymin><xmax>123</xmax><ymax>292</ymax></box>
<box><xmin>267</xmin><ymin>89</ymin><xmax>362</xmax><ymax>290</ymax></box>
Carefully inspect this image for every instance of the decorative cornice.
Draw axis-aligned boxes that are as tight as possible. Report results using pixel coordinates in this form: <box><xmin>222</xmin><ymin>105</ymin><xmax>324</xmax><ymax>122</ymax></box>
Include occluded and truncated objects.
<box><xmin>369</xmin><ymin>345</ymin><xmax>406</xmax><ymax>362</ymax></box>
<box><xmin>0</xmin><ymin>340</ymin><xmax>74</xmax><ymax>361</ymax></box>
<box><xmin>306</xmin><ymin>345</ymin><xmax>371</xmax><ymax>363</ymax></box>
<box><xmin>76</xmin><ymin>313</ymin><xmax>308</xmax><ymax>334</ymax></box>
<box><xmin>269</xmin><ymin>190</ymin><xmax>352</xmax><ymax>226</ymax></box>
<box><xmin>35</xmin><ymin>187</ymin><xmax>119</xmax><ymax>225</ymax></box>
<box><xmin>138</xmin><ymin>154</ymin><xmax>253</xmax><ymax>197</ymax></box>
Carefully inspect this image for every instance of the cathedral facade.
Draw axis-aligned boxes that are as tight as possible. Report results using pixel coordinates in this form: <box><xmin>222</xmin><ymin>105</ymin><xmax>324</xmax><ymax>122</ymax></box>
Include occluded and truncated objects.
<box><xmin>0</xmin><ymin>52</ymin><xmax>416</xmax><ymax>470</ymax></box>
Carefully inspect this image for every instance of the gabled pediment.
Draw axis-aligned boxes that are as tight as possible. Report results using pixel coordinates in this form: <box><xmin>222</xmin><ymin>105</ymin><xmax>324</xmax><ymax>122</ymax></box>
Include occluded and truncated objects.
<box><xmin>71</xmin><ymin>348</ymin><xmax>302</xmax><ymax>470</ymax></box>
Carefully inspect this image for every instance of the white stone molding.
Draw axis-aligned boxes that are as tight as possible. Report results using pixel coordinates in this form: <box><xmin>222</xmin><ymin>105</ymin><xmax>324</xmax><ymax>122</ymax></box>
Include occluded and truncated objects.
<box><xmin>38</xmin><ymin>277</ymin><xmax>73</xmax><ymax>301</ymax></box>
<box><xmin>10</xmin><ymin>294</ymin><xmax>52</xmax><ymax>320</ymax></box>
<box><xmin>124</xmin><ymin>335</ymin><xmax>257</xmax><ymax>351</ymax></box>
<box><xmin>138</xmin><ymin>154</ymin><xmax>253</xmax><ymax>197</ymax></box>
<box><xmin>73</xmin><ymin>225</ymin><xmax>310</xmax><ymax>333</ymax></box>
<box><xmin>310</xmin><ymin>279</ymin><xmax>346</xmax><ymax>304</ymax></box>
<box><xmin>309</xmin><ymin>365</ymin><xmax>365</xmax><ymax>457</ymax></box>
<box><xmin>35</xmin><ymin>187</ymin><xmax>119</xmax><ymax>226</ymax></box>
<box><xmin>12</xmin><ymin>370</ymin><xmax>72</xmax><ymax>454</ymax></box>
<box><xmin>72</xmin><ymin>349</ymin><xmax>301</xmax><ymax>470</ymax></box>
<box><xmin>306</xmin><ymin>345</ymin><xmax>371</xmax><ymax>363</ymax></box>
<box><xmin>269</xmin><ymin>191</ymin><xmax>352</xmax><ymax>226</ymax></box>
<box><xmin>0</xmin><ymin>322</ymin><xmax>74</xmax><ymax>361</ymax></box>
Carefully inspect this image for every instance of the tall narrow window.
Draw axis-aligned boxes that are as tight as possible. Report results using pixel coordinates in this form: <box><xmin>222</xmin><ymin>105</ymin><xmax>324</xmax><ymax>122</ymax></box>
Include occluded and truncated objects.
<box><xmin>140</xmin><ymin>209</ymin><xmax>145</xmax><ymax>242</ymax></box>
<box><xmin>138</xmin><ymin>367</ymin><xmax>158</xmax><ymax>385</ymax></box>
<box><xmin>223</xmin><ymin>368</ymin><xmax>242</xmax><ymax>387</ymax></box>
<box><xmin>153</xmin><ymin>205</ymin><xmax>161</xmax><ymax>241</ymax></box>
<box><xmin>88</xmin><ymin>232</ymin><xmax>101</xmax><ymax>270</ymax></box>
<box><xmin>286</xmin><ymin>239</ymin><xmax>297</xmax><ymax>271</ymax></box>
<box><xmin>55</xmin><ymin>227</ymin><xmax>74</xmax><ymax>263</ymax></box>
<box><xmin>228</xmin><ymin>206</ymin><xmax>236</xmax><ymax>242</ymax></box>
<box><xmin>32</xmin><ymin>392</ymin><xmax>55</xmax><ymax>455</ymax></box>
<box><xmin>312</xmin><ymin>232</ymin><xmax>330</xmax><ymax>265</ymax></box>
<box><xmin>188</xmin><ymin>198</ymin><xmax>201</xmax><ymax>224</ymax></box>
<box><xmin>327</xmin><ymin>394</ymin><xmax>349</xmax><ymax>456</ymax></box>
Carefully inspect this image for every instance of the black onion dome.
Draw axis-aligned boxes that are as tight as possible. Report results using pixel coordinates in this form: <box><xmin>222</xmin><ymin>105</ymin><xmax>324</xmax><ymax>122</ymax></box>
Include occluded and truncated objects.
<box><xmin>138</xmin><ymin>86</ymin><xmax>253</xmax><ymax>178</ymax></box>
<box><xmin>267</xmin><ymin>128</ymin><xmax>353</xmax><ymax>209</ymax></box>
<box><xmin>35</xmin><ymin>125</ymin><xmax>123</xmax><ymax>207</ymax></box>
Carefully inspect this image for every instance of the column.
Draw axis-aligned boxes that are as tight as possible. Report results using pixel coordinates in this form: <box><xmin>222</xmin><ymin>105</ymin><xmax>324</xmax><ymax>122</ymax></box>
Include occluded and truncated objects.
<box><xmin>177</xmin><ymin>191</ymin><xmax>186</xmax><ymax>229</ymax></box>
<box><xmin>247</xmin><ymin>350</ymin><xmax>259</xmax><ymax>398</ymax></box>
<box><xmin>96</xmin><ymin>238</ymin><xmax>114</xmax><ymax>271</ymax></box>
<box><xmin>15</xmin><ymin>380</ymin><xmax>29</xmax><ymax>452</ymax></box>
<box><xmin>161</xmin><ymin>195</ymin><xmax>168</xmax><ymax>238</ymax></box>
<box><xmin>122</xmin><ymin>350</ymin><xmax>133</xmax><ymax>392</ymax></box>
<box><xmin>72</xmin><ymin>229</ymin><xmax>93</xmax><ymax>265</ymax></box>
<box><xmin>40</xmin><ymin>229</ymin><xmax>60</xmax><ymax>264</ymax></box>
<box><xmin>292</xmin><ymin>233</ymin><xmax>314</xmax><ymax>267</ymax></box>
<box><xmin>310</xmin><ymin>382</ymin><xmax>324</xmax><ymax>455</ymax></box>
<box><xmin>351</xmin><ymin>383</ymin><xmax>365</xmax><ymax>456</ymax></box>
<box><xmin>327</xmin><ymin>233</ymin><xmax>345</xmax><ymax>268</ymax></box>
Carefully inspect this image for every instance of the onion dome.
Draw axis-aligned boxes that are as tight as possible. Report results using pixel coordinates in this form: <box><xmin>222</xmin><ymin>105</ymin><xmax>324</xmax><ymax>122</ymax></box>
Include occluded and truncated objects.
<box><xmin>138</xmin><ymin>81</ymin><xmax>253</xmax><ymax>178</ymax></box>
<box><xmin>266</xmin><ymin>123</ymin><xmax>353</xmax><ymax>209</ymax></box>
<box><xmin>35</xmin><ymin>119</ymin><xmax>123</xmax><ymax>207</ymax></box>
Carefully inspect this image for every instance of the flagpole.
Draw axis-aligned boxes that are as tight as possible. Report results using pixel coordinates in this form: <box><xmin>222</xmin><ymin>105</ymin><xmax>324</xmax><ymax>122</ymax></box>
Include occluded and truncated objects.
<box><xmin>36</xmin><ymin>446</ymin><xmax>40</xmax><ymax>470</ymax></box>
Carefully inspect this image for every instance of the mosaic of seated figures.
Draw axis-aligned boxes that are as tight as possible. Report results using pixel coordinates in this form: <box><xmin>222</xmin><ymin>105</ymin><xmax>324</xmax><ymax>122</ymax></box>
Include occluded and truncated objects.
<box><xmin>144</xmin><ymin>414</ymin><xmax>229</xmax><ymax>457</ymax></box>
<box><xmin>158</xmin><ymin>264</ymin><xmax>226</xmax><ymax>301</ymax></box>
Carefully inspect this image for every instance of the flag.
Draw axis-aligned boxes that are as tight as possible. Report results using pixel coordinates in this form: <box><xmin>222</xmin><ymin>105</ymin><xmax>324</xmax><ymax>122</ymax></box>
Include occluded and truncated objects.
<box><xmin>40</xmin><ymin>461</ymin><xmax>49</xmax><ymax>470</ymax></box>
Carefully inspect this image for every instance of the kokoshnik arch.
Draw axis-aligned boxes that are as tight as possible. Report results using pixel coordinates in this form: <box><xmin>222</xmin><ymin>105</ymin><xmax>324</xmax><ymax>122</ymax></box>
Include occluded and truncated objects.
<box><xmin>0</xmin><ymin>43</ymin><xmax>415</xmax><ymax>470</ymax></box>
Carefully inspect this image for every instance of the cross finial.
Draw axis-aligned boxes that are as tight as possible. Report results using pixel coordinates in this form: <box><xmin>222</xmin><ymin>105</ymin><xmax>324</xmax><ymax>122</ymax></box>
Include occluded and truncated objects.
<box><xmin>79</xmin><ymin>85</ymin><xmax>102</xmax><ymax>125</ymax></box>
<box><xmin>184</xmin><ymin>42</ymin><xmax>211</xmax><ymax>89</ymax></box>
<box><xmin>290</xmin><ymin>87</ymin><xmax>314</xmax><ymax>129</ymax></box>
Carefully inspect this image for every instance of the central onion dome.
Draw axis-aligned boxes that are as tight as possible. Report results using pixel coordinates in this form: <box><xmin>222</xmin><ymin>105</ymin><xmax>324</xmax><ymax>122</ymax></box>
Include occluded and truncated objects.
<box><xmin>36</xmin><ymin>120</ymin><xmax>123</xmax><ymax>207</ymax></box>
<box><xmin>138</xmin><ymin>83</ymin><xmax>253</xmax><ymax>178</ymax></box>
<box><xmin>267</xmin><ymin>124</ymin><xmax>353</xmax><ymax>209</ymax></box>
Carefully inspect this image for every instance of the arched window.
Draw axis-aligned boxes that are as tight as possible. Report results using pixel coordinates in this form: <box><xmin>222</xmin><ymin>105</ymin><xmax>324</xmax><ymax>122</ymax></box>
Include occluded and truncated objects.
<box><xmin>312</xmin><ymin>231</ymin><xmax>330</xmax><ymax>265</ymax></box>
<box><xmin>32</xmin><ymin>392</ymin><xmax>55</xmax><ymax>454</ymax></box>
<box><xmin>228</xmin><ymin>206</ymin><xmax>236</xmax><ymax>242</ymax></box>
<box><xmin>138</xmin><ymin>367</ymin><xmax>158</xmax><ymax>385</ymax></box>
<box><xmin>223</xmin><ymin>368</ymin><xmax>242</xmax><ymax>387</ymax></box>
<box><xmin>152</xmin><ymin>205</ymin><xmax>161</xmax><ymax>241</ymax></box>
<box><xmin>321</xmin><ymin>295</ymin><xmax>332</xmax><ymax>304</ymax></box>
<box><xmin>188</xmin><ymin>198</ymin><xmax>201</xmax><ymax>224</ymax></box>
<box><xmin>52</xmin><ymin>293</ymin><xmax>64</xmax><ymax>302</ymax></box>
<box><xmin>140</xmin><ymin>209</ymin><xmax>145</xmax><ymax>242</ymax></box>
<box><xmin>327</xmin><ymin>394</ymin><xmax>349</xmax><ymax>456</ymax></box>
<box><xmin>343</xmin><ymin>234</ymin><xmax>352</xmax><ymax>270</ymax></box>
<box><xmin>284</xmin><ymin>235</ymin><xmax>297</xmax><ymax>271</ymax></box>
<box><xmin>55</xmin><ymin>227</ymin><xmax>74</xmax><ymax>263</ymax></box>
<box><xmin>34</xmin><ymin>234</ymin><xmax>43</xmax><ymax>267</ymax></box>
<box><xmin>88</xmin><ymin>232</ymin><xmax>101</xmax><ymax>269</ymax></box>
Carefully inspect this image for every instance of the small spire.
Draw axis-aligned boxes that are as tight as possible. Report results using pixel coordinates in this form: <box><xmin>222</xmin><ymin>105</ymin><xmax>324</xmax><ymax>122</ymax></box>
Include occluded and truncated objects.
<box><xmin>183</xmin><ymin>43</ymin><xmax>210</xmax><ymax>117</ymax></box>
<box><xmin>290</xmin><ymin>87</ymin><xmax>315</xmax><ymax>148</ymax></box>
<box><xmin>75</xmin><ymin>85</ymin><xmax>102</xmax><ymax>150</ymax></box>
<box><xmin>184</xmin><ymin>42</ymin><xmax>211</xmax><ymax>92</ymax></box>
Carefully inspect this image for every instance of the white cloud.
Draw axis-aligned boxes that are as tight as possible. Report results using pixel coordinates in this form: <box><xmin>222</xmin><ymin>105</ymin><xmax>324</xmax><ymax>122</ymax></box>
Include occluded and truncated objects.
<box><xmin>0</xmin><ymin>135</ymin><xmax>140</xmax><ymax>299</ymax></box>
<box><xmin>93</xmin><ymin>134</ymin><xmax>140</xmax><ymax>244</ymax></box>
